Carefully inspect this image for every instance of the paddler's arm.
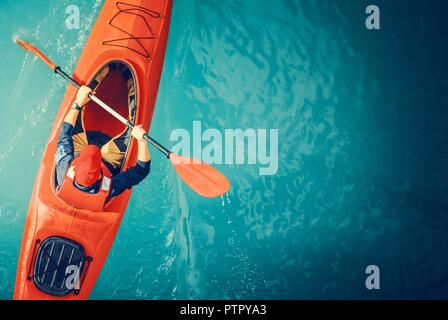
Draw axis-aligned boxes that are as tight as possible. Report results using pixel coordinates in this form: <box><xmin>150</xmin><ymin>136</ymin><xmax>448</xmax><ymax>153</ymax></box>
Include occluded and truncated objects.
<box><xmin>133</xmin><ymin>125</ymin><xmax>151</xmax><ymax>162</ymax></box>
<box><xmin>107</xmin><ymin>125</ymin><xmax>151</xmax><ymax>200</ymax></box>
<box><xmin>55</xmin><ymin>86</ymin><xmax>92</xmax><ymax>187</ymax></box>
<box><xmin>63</xmin><ymin>85</ymin><xmax>92</xmax><ymax>126</ymax></box>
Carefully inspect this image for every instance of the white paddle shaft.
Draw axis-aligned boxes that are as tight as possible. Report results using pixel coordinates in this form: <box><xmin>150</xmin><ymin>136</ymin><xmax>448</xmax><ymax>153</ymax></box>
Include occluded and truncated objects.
<box><xmin>89</xmin><ymin>94</ymin><xmax>129</xmax><ymax>125</ymax></box>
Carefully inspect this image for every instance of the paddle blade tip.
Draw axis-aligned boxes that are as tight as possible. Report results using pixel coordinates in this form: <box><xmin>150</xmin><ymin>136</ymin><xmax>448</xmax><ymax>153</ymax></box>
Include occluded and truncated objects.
<box><xmin>15</xmin><ymin>38</ymin><xmax>30</xmax><ymax>51</ymax></box>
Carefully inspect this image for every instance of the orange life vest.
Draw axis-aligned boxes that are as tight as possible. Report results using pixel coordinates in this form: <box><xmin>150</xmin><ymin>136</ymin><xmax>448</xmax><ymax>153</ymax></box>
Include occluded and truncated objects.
<box><xmin>56</xmin><ymin>160</ymin><xmax>112</xmax><ymax>211</ymax></box>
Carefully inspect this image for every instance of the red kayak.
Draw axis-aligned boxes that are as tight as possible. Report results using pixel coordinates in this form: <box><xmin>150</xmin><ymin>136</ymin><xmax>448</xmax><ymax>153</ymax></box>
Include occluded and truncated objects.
<box><xmin>14</xmin><ymin>0</ymin><xmax>172</xmax><ymax>299</ymax></box>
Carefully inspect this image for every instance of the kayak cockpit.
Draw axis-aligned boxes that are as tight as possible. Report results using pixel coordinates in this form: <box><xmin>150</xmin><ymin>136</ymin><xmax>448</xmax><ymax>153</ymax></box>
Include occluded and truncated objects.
<box><xmin>52</xmin><ymin>61</ymin><xmax>137</xmax><ymax>209</ymax></box>
<box><xmin>72</xmin><ymin>61</ymin><xmax>137</xmax><ymax>176</ymax></box>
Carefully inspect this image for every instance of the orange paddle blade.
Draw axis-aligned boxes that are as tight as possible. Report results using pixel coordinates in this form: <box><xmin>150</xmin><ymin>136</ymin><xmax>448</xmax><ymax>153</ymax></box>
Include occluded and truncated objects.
<box><xmin>170</xmin><ymin>154</ymin><xmax>230</xmax><ymax>198</ymax></box>
<box><xmin>16</xmin><ymin>39</ymin><xmax>57</xmax><ymax>70</ymax></box>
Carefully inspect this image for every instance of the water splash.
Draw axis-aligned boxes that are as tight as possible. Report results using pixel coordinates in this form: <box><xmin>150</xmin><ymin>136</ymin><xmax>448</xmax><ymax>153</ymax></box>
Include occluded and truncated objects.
<box><xmin>221</xmin><ymin>194</ymin><xmax>225</xmax><ymax>207</ymax></box>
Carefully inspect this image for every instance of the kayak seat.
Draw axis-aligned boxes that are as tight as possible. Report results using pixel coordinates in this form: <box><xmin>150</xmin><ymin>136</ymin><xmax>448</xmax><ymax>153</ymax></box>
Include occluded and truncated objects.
<box><xmin>71</xmin><ymin>61</ymin><xmax>136</xmax><ymax>176</ymax></box>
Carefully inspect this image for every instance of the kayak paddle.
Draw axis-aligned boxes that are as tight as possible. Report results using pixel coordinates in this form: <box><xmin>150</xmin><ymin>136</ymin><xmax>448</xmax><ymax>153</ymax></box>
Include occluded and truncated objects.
<box><xmin>16</xmin><ymin>39</ymin><xmax>230</xmax><ymax>198</ymax></box>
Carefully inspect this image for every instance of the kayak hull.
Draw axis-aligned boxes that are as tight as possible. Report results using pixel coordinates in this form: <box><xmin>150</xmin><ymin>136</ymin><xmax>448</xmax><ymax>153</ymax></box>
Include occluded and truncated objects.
<box><xmin>14</xmin><ymin>0</ymin><xmax>172</xmax><ymax>300</ymax></box>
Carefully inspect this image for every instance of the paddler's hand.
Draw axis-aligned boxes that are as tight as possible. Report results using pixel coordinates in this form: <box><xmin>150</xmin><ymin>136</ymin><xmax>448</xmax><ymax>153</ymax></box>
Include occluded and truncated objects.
<box><xmin>132</xmin><ymin>125</ymin><xmax>150</xmax><ymax>162</ymax></box>
<box><xmin>75</xmin><ymin>85</ymin><xmax>93</xmax><ymax>107</ymax></box>
<box><xmin>131</xmin><ymin>125</ymin><xmax>146</xmax><ymax>142</ymax></box>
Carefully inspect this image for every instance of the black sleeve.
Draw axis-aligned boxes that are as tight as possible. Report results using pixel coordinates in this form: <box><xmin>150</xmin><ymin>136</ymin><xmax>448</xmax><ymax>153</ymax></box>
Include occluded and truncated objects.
<box><xmin>108</xmin><ymin>160</ymin><xmax>151</xmax><ymax>199</ymax></box>
<box><xmin>55</xmin><ymin>122</ymin><xmax>75</xmax><ymax>187</ymax></box>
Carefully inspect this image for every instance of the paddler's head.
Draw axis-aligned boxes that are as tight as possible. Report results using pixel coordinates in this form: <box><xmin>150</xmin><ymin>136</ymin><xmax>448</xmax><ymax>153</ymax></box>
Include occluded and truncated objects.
<box><xmin>74</xmin><ymin>145</ymin><xmax>102</xmax><ymax>187</ymax></box>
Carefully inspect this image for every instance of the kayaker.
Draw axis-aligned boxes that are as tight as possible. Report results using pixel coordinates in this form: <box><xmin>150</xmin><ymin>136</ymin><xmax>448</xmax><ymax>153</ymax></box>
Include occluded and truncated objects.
<box><xmin>55</xmin><ymin>85</ymin><xmax>151</xmax><ymax>204</ymax></box>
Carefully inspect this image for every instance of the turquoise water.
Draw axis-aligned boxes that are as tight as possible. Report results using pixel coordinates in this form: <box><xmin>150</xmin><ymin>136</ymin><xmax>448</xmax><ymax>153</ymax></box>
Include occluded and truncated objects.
<box><xmin>1</xmin><ymin>0</ymin><xmax>448</xmax><ymax>299</ymax></box>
